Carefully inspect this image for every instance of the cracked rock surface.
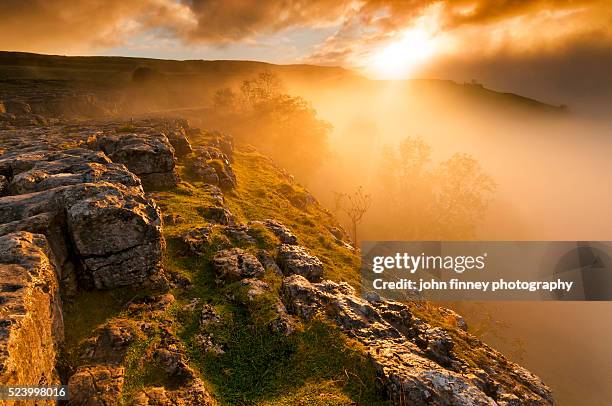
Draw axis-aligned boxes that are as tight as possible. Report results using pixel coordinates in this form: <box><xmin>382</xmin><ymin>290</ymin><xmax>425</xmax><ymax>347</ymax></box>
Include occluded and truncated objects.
<box><xmin>0</xmin><ymin>232</ymin><xmax>63</xmax><ymax>389</ymax></box>
<box><xmin>281</xmin><ymin>275</ymin><xmax>554</xmax><ymax>406</ymax></box>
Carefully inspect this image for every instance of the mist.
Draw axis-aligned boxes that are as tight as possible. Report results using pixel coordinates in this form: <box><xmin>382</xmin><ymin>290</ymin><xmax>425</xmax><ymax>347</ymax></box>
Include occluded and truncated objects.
<box><xmin>113</xmin><ymin>66</ymin><xmax>612</xmax><ymax>404</ymax></box>
<box><xmin>288</xmin><ymin>78</ymin><xmax>612</xmax><ymax>406</ymax></box>
<box><xmin>184</xmin><ymin>72</ymin><xmax>612</xmax><ymax>405</ymax></box>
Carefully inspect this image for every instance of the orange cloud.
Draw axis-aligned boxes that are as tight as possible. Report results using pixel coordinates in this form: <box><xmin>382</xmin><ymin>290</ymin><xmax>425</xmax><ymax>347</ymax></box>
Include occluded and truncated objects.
<box><xmin>1</xmin><ymin>0</ymin><xmax>611</xmax><ymax>68</ymax></box>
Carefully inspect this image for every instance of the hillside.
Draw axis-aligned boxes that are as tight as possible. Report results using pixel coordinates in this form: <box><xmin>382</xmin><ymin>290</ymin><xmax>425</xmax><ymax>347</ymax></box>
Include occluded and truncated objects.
<box><xmin>0</xmin><ymin>67</ymin><xmax>556</xmax><ymax>405</ymax></box>
<box><xmin>0</xmin><ymin>51</ymin><xmax>565</xmax><ymax>114</ymax></box>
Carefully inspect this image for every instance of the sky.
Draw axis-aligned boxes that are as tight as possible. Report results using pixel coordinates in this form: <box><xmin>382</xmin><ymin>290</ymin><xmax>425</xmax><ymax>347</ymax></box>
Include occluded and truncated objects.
<box><xmin>1</xmin><ymin>0</ymin><xmax>612</xmax><ymax>110</ymax></box>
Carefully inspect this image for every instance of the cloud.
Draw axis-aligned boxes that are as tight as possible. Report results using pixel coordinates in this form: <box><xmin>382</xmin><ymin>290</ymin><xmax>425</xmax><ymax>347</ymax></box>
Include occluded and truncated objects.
<box><xmin>1</xmin><ymin>0</ymin><xmax>612</xmax><ymax>105</ymax></box>
<box><xmin>181</xmin><ymin>0</ymin><xmax>353</xmax><ymax>43</ymax></box>
<box><xmin>305</xmin><ymin>0</ymin><xmax>612</xmax><ymax>66</ymax></box>
<box><xmin>0</xmin><ymin>0</ymin><xmax>354</xmax><ymax>53</ymax></box>
<box><xmin>0</xmin><ymin>0</ymin><xmax>196</xmax><ymax>53</ymax></box>
<box><xmin>2</xmin><ymin>0</ymin><xmax>610</xmax><ymax>56</ymax></box>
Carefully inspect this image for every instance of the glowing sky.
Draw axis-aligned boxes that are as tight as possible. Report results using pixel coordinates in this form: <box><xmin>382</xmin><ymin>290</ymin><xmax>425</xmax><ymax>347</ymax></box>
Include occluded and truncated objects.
<box><xmin>2</xmin><ymin>1</ymin><xmax>612</xmax><ymax>107</ymax></box>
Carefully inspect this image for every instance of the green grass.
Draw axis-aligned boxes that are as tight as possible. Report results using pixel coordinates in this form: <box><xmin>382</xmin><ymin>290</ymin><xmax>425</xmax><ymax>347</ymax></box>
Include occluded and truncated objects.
<box><xmin>224</xmin><ymin>147</ymin><xmax>361</xmax><ymax>286</ymax></box>
<box><xmin>62</xmin><ymin>288</ymin><xmax>137</xmax><ymax>353</ymax></box>
<box><xmin>150</xmin><ymin>142</ymin><xmax>388</xmax><ymax>405</ymax></box>
<box><xmin>182</xmin><ymin>312</ymin><xmax>386</xmax><ymax>406</ymax></box>
<box><xmin>60</xmin><ymin>136</ymin><xmax>385</xmax><ymax>405</ymax></box>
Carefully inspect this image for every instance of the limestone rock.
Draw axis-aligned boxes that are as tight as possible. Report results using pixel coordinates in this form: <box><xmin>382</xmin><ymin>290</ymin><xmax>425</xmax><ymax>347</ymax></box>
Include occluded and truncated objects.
<box><xmin>153</xmin><ymin>347</ymin><xmax>196</xmax><ymax>380</ymax></box>
<box><xmin>0</xmin><ymin>232</ymin><xmax>63</xmax><ymax>387</ymax></box>
<box><xmin>0</xmin><ymin>147</ymin><xmax>141</xmax><ymax>195</ymax></box>
<box><xmin>78</xmin><ymin>320</ymin><xmax>141</xmax><ymax>364</ymax></box>
<box><xmin>195</xmin><ymin>305</ymin><xmax>225</xmax><ymax>356</ymax></box>
<box><xmin>198</xmin><ymin>206</ymin><xmax>234</xmax><ymax>225</ymax></box>
<box><xmin>224</xmin><ymin>223</ymin><xmax>257</xmax><ymax>245</ymax></box>
<box><xmin>91</xmin><ymin>132</ymin><xmax>179</xmax><ymax>190</ymax></box>
<box><xmin>235</xmin><ymin>279</ymin><xmax>296</xmax><ymax>336</ymax></box>
<box><xmin>257</xmin><ymin>249</ymin><xmax>283</xmax><ymax>276</ymax></box>
<box><xmin>212</xmin><ymin>248</ymin><xmax>264</xmax><ymax>282</ymax></box>
<box><xmin>0</xmin><ymin>182</ymin><xmax>164</xmax><ymax>290</ymax></box>
<box><xmin>64</xmin><ymin>183</ymin><xmax>164</xmax><ymax>289</ymax></box>
<box><xmin>276</xmin><ymin>244</ymin><xmax>323</xmax><ymax>282</ymax></box>
<box><xmin>68</xmin><ymin>365</ymin><xmax>125</xmax><ymax>405</ymax></box>
<box><xmin>180</xmin><ymin>226</ymin><xmax>213</xmax><ymax>256</ymax></box>
<box><xmin>281</xmin><ymin>275</ymin><xmax>554</xmax><ymax>406</ymax></box>
<box><xmin>132</xmin><ymin>379</ymin><xmax>215</xmax><ymax>405</ymax></box>
<box><xmin>186</xmin><ymin>151</ymin><xmax>237</xmax><ymax>190</ymax></box>
<box><xmin>258</xmin><ymin>219</ymin><xmax>298</xmax><ymax>245</ymax></box>
<box><xmin>165</xmin><ymin>127</ymin><xmax>193</xmax><ymax>158</ymax></box>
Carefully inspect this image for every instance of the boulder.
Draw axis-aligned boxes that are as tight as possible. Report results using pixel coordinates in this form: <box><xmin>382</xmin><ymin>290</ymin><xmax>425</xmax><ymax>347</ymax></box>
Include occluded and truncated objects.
<box><xmin>153</xmin><ymin>347</ymin><xmax>196</xmax><ymax>380</ymax></box>
<box><xmin>236</xmin><ymin>279</ymin><xmax>296</xmax><ymax>335</ymax></box>
<box><xmin>78</xmin><ymin>319</ymin><xmax>141</xmax><ymax>364</ymax></box>
<box><xmin>259</xmin><ymin>219</ymin><xmax>298</xmax><ymax>244</ymax></box>
<box><xmin>186</xmin><ymin>152</ymin><xmax>237</xmax><ymax>190</ymax></box>
<box><xmin>65</xmin><ymin>184</ymin><xmax>164</xmax><ymax>289</ymax></box>
<box><xmin>180</xmin><ymin>226</ymin><xmax>213</xmax><ymax>256</ymax></box>
<box><xmin>198</xmin><ymin>206</ymin><xmax>234</xmax><ymax>225</ymax></box>
<box><xmin>68</xmin><ymin>365</ymin><xmax>125</xmax><ymax>405</ymax></box>
<box><xmin>0</xmin><ymin>182</ymin><xmax>164</xmax><ymax>290</ymax></box>
<box><xmin>91</xmin><ymin>132</ymin><xmax>179</xmax><ymax>190</ymax></box>
<box><xmin>212</xmin><ymin>248</ymin><xmax>264</xmax><ymax>282</ymax></box>
<box><xmin>166</xmin><ymin>127</ymin><xmax>193</xmax><ymax>158</ymax></box>
<box><xmin>257</xmin><ymin>249</ymin><xmax>283</xmax><ymax>276</ymax></box>
<box><xmin>276</xmin><ymin>244</ymin><xmax>323</xmax><ymax>282</ymax></box>
<box><xmin>0</xmin><ymin>232</ymin><xmax>63</xmax><ymax>387</ymax></box>
<box><xmin>224</xmin><ymin>223</ymin><xmax>257</xmax><ymax>245</ymax></box>
<box><xmin>132</xmin><ymin>379</ymin><xmax>215</xmax><ymax>405</ymax></box>
<box><xmin>2</xmin><ymin>148</ymin><xmax>141</xmax><ymax>195</ymax></box>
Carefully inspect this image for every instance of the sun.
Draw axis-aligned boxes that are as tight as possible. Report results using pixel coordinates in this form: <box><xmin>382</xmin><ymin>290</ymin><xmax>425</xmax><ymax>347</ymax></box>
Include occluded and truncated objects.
<box><xmin>368</xmin><ymin>27</ymin><xmax>439</xmax><ymax>79</ymax></box>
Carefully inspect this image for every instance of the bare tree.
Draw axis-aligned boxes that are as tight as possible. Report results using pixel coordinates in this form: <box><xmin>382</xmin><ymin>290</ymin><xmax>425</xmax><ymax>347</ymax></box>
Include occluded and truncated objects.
<box><xmin>342</xmin><ymin>186</ymin><xmax>372</xmax><ymax>252</ymax></box>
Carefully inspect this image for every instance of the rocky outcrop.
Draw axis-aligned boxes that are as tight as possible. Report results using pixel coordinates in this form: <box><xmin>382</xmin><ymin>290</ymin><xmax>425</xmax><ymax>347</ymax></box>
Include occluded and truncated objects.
<box><xmin>185</xmin><ymin>131</ymin><xmax>237</xmax><ymax>190</ymax></box>
<box><xmin>0</xmin><ymin>79</ymin><xmax>126</xmax><ymax>131</ymax></box>
<box><xmin>90</xmin><ymin>131</ymin><xmax>180</xmax><ymax>190</ymax></box>
<box><xmin>197</xmin><ymin>206</ymin><xmax>234</xmax><ymax>225</ymax></box>
<box><xmin>131</xmin><ymin>380</ymin><xmax>215</xmax><ymax>405</ymax></box>
<box><xmin>212</xmin><ymin>248</ymin><xmax>265</xmax><ymax>282</ymax></box>
<box><xmin>68</xmin><ymin>365</ymin><xmax>125</xmax><ymax>405</ymax></box>
<box><xmin>70</xmin><ymin>294</ymin><xmax>215</xmax><ymax>405</ymax></box>
<box><xmin>281</xmin><ymin>275</ymin><xmax>554</xmax><ymax>406</ymax></box>
<box><xmin>164</xmin><ymin>125</ymin><xmax>193</xmax><ymax>158</ymax></box>
<box><xmin>0</xmin><ymin>232</ymin><xmax>63</xmax><ymax>388</ymax></box>
<box><xmin>0</xmin><ymin>182</ymin><xmax>164</xmax><ymax>290</ymax></box>
<box><xmin>255</xmin><ymin>219</ymin><xmax>298</xmax><ymax>245</ymax></box>
<box><xmin>276</xmin><ymin>244</ymin><xmax>324</xmax><ymax>282</ymax></box>
<box><xmin>0</xmin><ymin>121</ymin><xmax>174</xmax><ymax>291</ymax></box>
<box><xmin>0</xmin><ymin>91</ymin><xmax>554</xmax><ymax>406</ymax></box>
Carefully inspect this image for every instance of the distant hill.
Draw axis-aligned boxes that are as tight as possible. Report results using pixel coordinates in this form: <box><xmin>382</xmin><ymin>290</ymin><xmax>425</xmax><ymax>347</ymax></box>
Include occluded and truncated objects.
<box><xmin>0</xmin><ymin>51</ymin><xmax>566</xmax><ymax>113</ymax></box>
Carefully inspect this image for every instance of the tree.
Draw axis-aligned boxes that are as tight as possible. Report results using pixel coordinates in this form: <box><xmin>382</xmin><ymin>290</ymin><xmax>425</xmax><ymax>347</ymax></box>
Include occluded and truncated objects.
<box><xmin>213</xmin><ymin>88</ymin><xmax>238</xmax><ymax>110</ymax></box>
<box><xmin>211</xmin><ymin>71</ymin><xmax>331</xmax><ymax>179</ymax></box>
<box><xmin>342</xmin><ymin>186</ymin><xmax>372</xmax><ymax>251</ymax></box>
<box><xmin>377</xmin><ymin>136</ymin><xmax>495</xmax><ymax>239</ymax></box>
<box><xmin>432</xmin><ymin>153</ymin><xmax>496</xmax><ymax>238</ymax></box>
<box><xmin>239</xmin><ymin>71</ymin><xmax>283</xmax><ymax>105</ymax></box>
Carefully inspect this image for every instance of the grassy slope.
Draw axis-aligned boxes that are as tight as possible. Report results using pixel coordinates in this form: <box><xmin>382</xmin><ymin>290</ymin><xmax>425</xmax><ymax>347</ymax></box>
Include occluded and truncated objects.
<box><xmin>154</xmin><ymin>143</ymin><xmax>386</xmax><ymax>405</ymax></box>
<box><xmin>61</xmin><ymin>137</ymin><xmax>521</xmax><ymax>405</ymax></box>
<box><xmin>0</xmin><ymin>51</ymin><xmax>564</xmax><ymax>114</ymax></box>
<box><xmin>62</xmin><ymin>139</ymin><xmax>386</xmax><ymax>405</ymax></box>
